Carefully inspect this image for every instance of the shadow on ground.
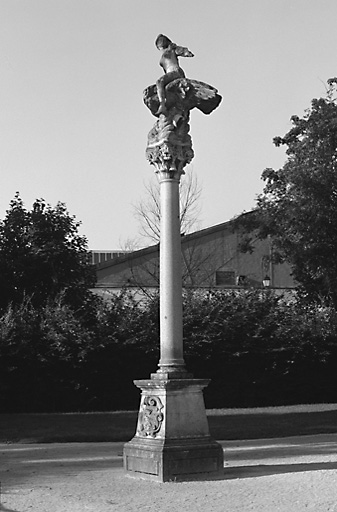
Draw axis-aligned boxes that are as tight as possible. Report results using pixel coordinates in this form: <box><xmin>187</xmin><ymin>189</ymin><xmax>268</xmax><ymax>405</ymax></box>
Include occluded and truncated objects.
<box><xmin>222</xmin><ymin>435</ymin><xmax>337</xmax><ymax>461</ymax></box>
<box><xmin>2</xmin><ymin>435</ymin><xmax>337</xmax><ymax>489</ymax></box>
<box><xmin>224</xmin><ymin>461</ymin><xmax>337</xmax><ymax>480</ymax></box>
<box><xmin>2</xmin><ymin>407</ymin><xmax>337</xmax><ymax>443</ymax></box>
<box><xmin>0</xmin><ymin>506</ymin><xmax>19</xmax><ymax>512</ymax></box>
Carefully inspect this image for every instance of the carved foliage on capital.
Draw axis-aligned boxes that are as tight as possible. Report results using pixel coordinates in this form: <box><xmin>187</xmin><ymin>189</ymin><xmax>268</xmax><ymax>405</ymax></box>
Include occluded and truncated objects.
<box><xmin>137</xmin><ymin>395</ymin><xmax>164</xmax><ymax>438</ymax></box>
<box><xmin>147</xmin><ymin>140</ymin><xmax>194</xmax><ymax>175</ymax></box>
<box><xmin>146</xmin><ymin>111</ymin><xmax>194</xmax><ymax>174</ymax></box>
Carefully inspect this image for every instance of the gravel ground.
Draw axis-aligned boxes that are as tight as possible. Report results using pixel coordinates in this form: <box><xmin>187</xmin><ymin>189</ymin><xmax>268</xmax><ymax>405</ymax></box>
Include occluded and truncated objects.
<box><xmin>1</xmin><ymin>435</ymin><xmax>337</xmax><ymax>511</ymax></box>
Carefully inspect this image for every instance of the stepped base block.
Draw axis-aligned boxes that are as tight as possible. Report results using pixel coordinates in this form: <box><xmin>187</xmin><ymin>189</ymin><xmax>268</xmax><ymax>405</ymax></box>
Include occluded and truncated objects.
<box><xmin>124</xmin><ymin>436</ymin><xmax>224</xmax><ymax>482</ymax></box>
<box><xmin>123</xmin><ymin>378</ymin><xmax>224</xmax><ymax>482</ymax></box>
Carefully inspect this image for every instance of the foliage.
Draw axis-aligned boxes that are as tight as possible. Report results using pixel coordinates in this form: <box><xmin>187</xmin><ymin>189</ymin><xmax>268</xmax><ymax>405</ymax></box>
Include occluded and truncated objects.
<box><xmin>237</xmin><ymin>78</ymin><xmax>337</xmax><ymax>305</ymax></box>
<box><xmin>183</xmin><ymin>289</ymin><xmax>326</xmax><ymax>369</ymax></box>
<box><xmin>0</xmin><ymin>290</ymin><xmax>160</xmax><ymax>412</ymax></box>
<box><xmin>1</xmin><ymin>289</ymin><xmax>337</xmax><ymax>412</ymax></box>
<box><xmin>0</xmin><ymin>193</ymin><xmax>96</xmax><ymax>312</ymax></box>
<box><xmin>82</xmin><ymin>291</ymin><xmax>160</xmax><ymax>410</ymax></box>
<box><xmin>0</xmin><ymin>295</ymin><xmax>95</xmax><ymax>412</ymax></box>
<box><xmin>183</xmin><ymin>290</ymin><xmax>337</xmax><ymax>406</ymax></box>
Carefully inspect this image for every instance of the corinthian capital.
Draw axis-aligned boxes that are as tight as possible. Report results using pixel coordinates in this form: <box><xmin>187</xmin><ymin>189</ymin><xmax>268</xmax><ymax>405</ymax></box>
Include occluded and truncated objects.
<box><xmin>146</xmin><ymin>110</ymin><xmax>194</xmax><ymax>175</ymax></box>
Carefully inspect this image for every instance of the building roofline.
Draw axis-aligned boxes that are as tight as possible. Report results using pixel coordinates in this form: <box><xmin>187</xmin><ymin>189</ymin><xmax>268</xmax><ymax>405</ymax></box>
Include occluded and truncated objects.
<box><xmin>95</xmin><ymin>243</ymin><xmax>159</xmax><ymax>269</ymax></box>
<box><xmin>95</xmin><ymin>211</ymin><xmax>252</xmax><ymax>270</ymax></box>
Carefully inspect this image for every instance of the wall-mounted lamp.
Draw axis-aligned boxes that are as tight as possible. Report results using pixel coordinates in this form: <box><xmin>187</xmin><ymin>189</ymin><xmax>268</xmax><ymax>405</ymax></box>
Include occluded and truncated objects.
<box><xmin>262</xmin><ymin>275</ymin><xmax>271</xmax><ymax>288</ymax></box>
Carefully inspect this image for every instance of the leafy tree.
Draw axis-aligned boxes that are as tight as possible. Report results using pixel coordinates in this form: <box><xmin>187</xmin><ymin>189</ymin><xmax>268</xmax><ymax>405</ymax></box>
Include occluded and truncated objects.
<box><xmin>238</xmin><ymin>78</ymin><xmax>337</xmax><ymax>305</ymax></box>
<box><xmin>0</xmin><ymin>193</ymin><xmax>96</xmax><ymax>312</ymax></box>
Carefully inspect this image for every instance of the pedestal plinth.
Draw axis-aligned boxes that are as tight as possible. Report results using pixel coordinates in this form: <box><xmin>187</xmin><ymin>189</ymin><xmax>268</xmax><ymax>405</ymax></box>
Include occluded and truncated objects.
<box><xmin>123</xmin><ymin>378</ymin><xmax>224</xmax><ymax>481</ymax></box>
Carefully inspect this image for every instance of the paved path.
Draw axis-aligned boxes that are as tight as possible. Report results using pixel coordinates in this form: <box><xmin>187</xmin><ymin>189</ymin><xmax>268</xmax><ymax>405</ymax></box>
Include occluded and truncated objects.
<box><xmin>1</xmin><ymin>435</ymin><xmax>337</xmax><ymax>511</ymax></box>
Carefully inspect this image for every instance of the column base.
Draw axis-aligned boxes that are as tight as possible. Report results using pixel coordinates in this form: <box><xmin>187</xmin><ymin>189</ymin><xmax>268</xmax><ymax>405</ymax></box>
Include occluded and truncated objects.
<box><xmin>151</xmin><ymin>369</ymin><xmax>193</xmax><ymax>380</ymax></box>
<box><xmin>123</xmin><ymin>378</ymin><xmax>224</xmax><ymax>482</ymax></box>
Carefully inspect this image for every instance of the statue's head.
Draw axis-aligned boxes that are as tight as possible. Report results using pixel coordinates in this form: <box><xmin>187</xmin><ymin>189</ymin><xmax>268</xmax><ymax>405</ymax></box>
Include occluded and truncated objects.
<box><xmin>155</xmin><ymin>34</ymin><xmax>172</xmax><ymax>50</ymax></box>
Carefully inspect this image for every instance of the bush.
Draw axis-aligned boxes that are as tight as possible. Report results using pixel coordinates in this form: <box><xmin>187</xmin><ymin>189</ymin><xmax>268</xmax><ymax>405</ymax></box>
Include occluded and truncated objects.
<box><xmin>1</xmin><ymin>289</ymin><xmax>337</xmax><ymax>412</ymax></box>
<box><xmin>0</xmin><ymin>296</ymin><xmax>94</xmax><ymax>412</ymax></box>
<box><xmin>0</xmin><ymin>290</ymin><xmax>160</xmax><ymax>412</ymax></box>
<box><xmin>183</xmin><ymin>290</ymin><xmax>337</xmax><ymax>407</ymax></box>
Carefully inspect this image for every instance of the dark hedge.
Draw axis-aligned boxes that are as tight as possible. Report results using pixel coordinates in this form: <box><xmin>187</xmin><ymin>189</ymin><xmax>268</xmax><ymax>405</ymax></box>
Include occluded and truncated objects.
<box><xmin>1</xmin><ymin>289</ymin><xmax>337</xmax><ymax>412</ymax></box>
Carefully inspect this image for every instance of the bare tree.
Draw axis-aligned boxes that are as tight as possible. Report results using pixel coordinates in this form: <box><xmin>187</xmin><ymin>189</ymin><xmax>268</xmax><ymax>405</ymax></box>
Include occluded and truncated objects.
<box><xmin>134</xmin><ymin>166</ymin><xmax>202</xmax><ymax>244</ymax></box>
<box><xmin>118</xmin><ymin>236</ymin><xmax>141</xmax><ymax>252</ymax></box>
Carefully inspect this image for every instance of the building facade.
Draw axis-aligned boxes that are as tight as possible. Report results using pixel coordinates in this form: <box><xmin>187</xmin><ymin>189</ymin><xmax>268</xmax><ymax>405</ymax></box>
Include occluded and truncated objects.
<box><xmin>94</xmin><ymin>217</ymin><xmax>295</xmax><ymax>298</ymax></box>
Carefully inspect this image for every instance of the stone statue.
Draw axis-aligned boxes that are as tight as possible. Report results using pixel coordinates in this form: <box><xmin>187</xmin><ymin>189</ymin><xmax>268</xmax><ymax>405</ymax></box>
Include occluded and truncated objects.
<box><xmin>144</xmin><ymin>34</ymin><xmax>222</xmax><ymax>174</ymax></box>
<box><xmin>155</xmin><ymin>34</ymin><xmax>194</xmax><ymax>116</ymax></box>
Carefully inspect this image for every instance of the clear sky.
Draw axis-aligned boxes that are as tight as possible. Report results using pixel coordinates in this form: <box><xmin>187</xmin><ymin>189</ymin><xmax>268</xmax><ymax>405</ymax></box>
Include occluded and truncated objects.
<box><xmin>1</xmin><ymin>0</ymin><xmax>337</xmax><ymax>249</ymax></box>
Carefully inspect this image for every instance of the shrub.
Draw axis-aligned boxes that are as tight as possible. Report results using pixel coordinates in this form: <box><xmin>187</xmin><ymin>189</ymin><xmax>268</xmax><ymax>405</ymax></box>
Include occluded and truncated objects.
<box><xmin>1</xmin><ymin>289</ymin><xmax>337</xmax><ymax>412</ymax></box>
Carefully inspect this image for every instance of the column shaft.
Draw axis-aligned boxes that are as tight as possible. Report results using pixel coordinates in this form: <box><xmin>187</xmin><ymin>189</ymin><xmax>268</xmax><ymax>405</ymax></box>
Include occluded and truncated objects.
<box><xmin>158</xmin><ymin>174</ymin><xmax>185</xmax><ymax>371</ymax></box>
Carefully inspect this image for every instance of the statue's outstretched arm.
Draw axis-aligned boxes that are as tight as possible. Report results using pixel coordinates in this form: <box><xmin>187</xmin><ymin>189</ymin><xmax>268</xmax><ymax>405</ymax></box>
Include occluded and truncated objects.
<box><xmin>172</xmin><ymin>44</ymin><xmax>194</xmax><ymax>58</ymax></box>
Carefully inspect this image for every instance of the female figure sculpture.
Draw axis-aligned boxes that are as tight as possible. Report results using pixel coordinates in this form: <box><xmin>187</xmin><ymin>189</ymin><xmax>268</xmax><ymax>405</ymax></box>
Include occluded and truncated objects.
<box><xmin>144</xmin><ymin>34</ymin><xmax>221</xmax><ymax>173</ymax></box>
<box><xmin>155</xmin><ymin>34</ymin><xmax>194</xmax><ymax>115</ymax></box>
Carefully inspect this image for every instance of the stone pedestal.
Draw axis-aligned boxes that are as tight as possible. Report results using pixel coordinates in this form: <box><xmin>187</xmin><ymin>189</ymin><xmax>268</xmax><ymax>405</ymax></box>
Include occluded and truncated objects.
<box><xmin>123</xmin><ymin>378</ymin><xmax>224</xmax><ymax>481</ymax></box>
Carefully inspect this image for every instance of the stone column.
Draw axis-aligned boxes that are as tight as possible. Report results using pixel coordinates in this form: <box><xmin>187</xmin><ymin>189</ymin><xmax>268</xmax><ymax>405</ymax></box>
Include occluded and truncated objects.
<box><xmin>123</xmin><ymin>74</ymin><xmax>224</xmax><ymax>482</ymax></box>
<box><xmin>156</xmin><ymin>168</ymin><xmax>186</xmax><ymax>376</ymax></box>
